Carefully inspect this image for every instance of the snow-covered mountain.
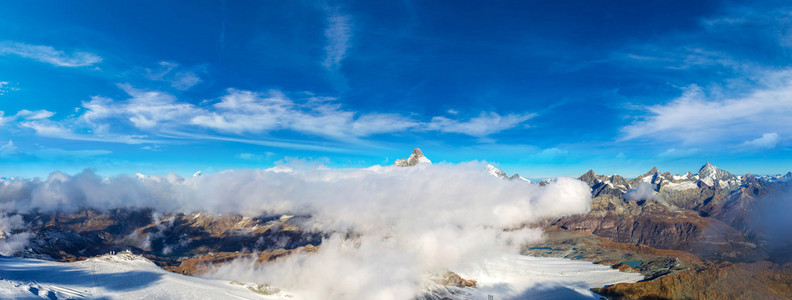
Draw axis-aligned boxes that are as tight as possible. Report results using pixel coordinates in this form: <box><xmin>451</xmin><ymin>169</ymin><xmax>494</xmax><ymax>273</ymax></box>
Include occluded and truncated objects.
<box><xmin>0</xmin><ymin>251</ymin><xmax>286</xmax><ymax>299</ymax></box>
<box><xmin>758</xmin><ymin>171</ymin><xmax>792</xmax><ymax>183</ymax></box>
<box><xmin>393</xmin><ymin>147</ymin><xmax>432</xmax><ymax>167</ymax></box>
<box><xmin>577</xmin><ymin>161</ymin><xmax>791</xmax><ymax>197</ymax></box>
<box><xmin>485</xmin><ymin>164</ymin><xmax>531</xmax><ymax>182</ymax></box>
<box><xmin>0</xmin><ymin>251</ymin><xmax>641</xmax><ymax>300</ymax></box>
<box><xmin>697</xmin><ymin>162</ymin><xmax>741</xmax><ymax>189</ymax></box>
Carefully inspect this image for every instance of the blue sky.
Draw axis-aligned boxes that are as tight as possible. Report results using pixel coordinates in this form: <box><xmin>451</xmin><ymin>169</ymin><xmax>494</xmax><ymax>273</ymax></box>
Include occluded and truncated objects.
<box><xmin>1</xmin><ymin>0</ymin><xmax>792</xmax><ymax>178</ymax></box>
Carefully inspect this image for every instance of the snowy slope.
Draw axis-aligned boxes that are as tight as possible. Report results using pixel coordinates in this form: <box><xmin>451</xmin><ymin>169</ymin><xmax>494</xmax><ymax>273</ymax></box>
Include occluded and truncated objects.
<box><xmin>452</xmin><ymin>254</ymin><xmax>643</xmax><ymax>300</ymax></box>
<box><xmin>0</xmin><ymin>252</ymin><xmax>285</xmax><ymax>299</ymax></box>
<box><xmin>0</xmin><ymin>252</ymin><xmax>640</xmax><ymax>300</ymax></box>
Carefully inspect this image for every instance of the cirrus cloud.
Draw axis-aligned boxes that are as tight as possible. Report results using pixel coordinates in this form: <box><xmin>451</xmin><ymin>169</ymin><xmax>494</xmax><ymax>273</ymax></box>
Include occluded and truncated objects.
<box><xmin>9</xmin><ymin>85</ymin><xmax>535</xmax><ymax>147</ymax></box>
<box><xmin>0</xmin><ymin>41</ymin><xmax>101</xmax><ymax>67</ymax></box>
<box><xmin>621</xmin><ymin>72</ymin><xmax>792</xmax><ymax>149</ymax></box>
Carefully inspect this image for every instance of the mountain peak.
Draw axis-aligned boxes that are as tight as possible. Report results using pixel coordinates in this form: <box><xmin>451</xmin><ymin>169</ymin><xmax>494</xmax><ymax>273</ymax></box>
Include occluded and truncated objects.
<box><xmin>697</xmin><ymin>161</ymin><xmax>738</xmax><ymax>188</ymax></box>
<box><xmin>698</xmin><ymin>162</ymin><xmax>721</xmax><ymax>176</ymax></box>
<box><xmin>579</xmin><ymin>170</ymin><xmax>600</xmax><ymax>186</ymax></box>
<box><xmin>487</xmin><ymin>164</ymin><xmax>508</xmax><ymax>178</ymax></box>
<box><xmin>393</xmin><ymin>147</ymin><xmax>432</xmax><ymax>167</ymax></box>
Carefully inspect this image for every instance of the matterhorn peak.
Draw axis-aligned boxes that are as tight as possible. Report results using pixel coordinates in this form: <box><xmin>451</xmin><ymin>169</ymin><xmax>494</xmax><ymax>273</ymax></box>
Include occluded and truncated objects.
<box><xmin>393</xmin><ymin>147</ymin><xmax>432</xmax><ymax>167</ymax></box>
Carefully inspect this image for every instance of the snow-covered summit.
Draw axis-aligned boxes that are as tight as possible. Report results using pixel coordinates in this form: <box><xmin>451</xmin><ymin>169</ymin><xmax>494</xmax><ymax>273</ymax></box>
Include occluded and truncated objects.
<box><xmin>486</xmin><ymin>164</ymin><xmax>530</xmax><ymax>182</ymax></box>
<box><xmin>393</xmin><ymin>147</ymin><xmax>432</xmax><ymax>167</ymax></box>
<box><xmin>696</xmin><ymin>162</ymin><xmax>739</xmax><ymax>188</ymax></box>
<box><xmin>698</xmin><ymin>162</ymin><xmax>735</xmax><ymax>181</ymax></box>
<box><xmin>759</xmin><ymin>171</ymin><xmax>792</xmax><ymax>183</ymax></box>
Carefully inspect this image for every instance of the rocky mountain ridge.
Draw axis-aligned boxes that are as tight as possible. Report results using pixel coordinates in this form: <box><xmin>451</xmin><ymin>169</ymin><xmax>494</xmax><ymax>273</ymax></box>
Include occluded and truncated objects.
<box><xmin>393</xmin><ymin>147</ymin><xmax>432</xmax><ymax>167</ymax></box>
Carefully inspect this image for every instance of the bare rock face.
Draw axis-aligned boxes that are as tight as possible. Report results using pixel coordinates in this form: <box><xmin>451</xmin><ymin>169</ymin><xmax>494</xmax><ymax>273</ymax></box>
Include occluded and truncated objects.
<box><xmin>393</xmin><ymin>147</ymin><xmax>432</xmax><ymax>167</ymax></box>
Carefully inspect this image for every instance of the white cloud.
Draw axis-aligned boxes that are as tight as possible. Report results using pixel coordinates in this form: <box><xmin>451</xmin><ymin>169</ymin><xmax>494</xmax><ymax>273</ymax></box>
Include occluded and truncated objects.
<box><xmin>736</xmin><ymin>132</ymin><xmax>780</xmax><ymax>151</ymax></box>
<box><xmin>237</xmin><ymin>153</ymin><xmax>264</xmax><ymax>161</ymax></box>
<box><xmin>7</xmin><ymin>84</ymin><xmax>534</xmax><ymax>147</ymax></box>
<box><xmin>198</xmin><ymin>165</ymin><xmax>590</xmax><ymax>298</ymax></box>
<box><xmin>236</xmin><ymin>152</ymin><xmax>275</xmax><ymax>161</ymax></box>
<box><xmin>171</xmin><ymin>71</ymin><xmax>201</xmax><ymax>90</ymax></box>
<box><xmin>621</xmin><ymin>75</ymin><xmax>792</xmax><ymax>147</ymax></box>
<box><xmin>0</xmin><ymin>81</ymin><xmax>18</xmax><ymax>95</ymax></box>
<box><xmin>0</xmin><ymin>41</ymin><xmax>101</xmax><ymax>67</ymax></box>
<box><xmin>15</xmin><ymin>109</ymin><xmax>54</xmax><ymax>120</ymax></box>
<box><xmin>658</xmin><ymin>148</ymin><xmax>701</xmax><ymax>159</ymax></box>
<box><xmin>0</xmin><ymin>213</ymin><xmax>31</xmax><ymax>255</ymax></box>
<box><xmin>22</xmin><ymin>86</ymin><xmax>531</xmax><ymax>144</ymax></box>
<box><xmin>624</xmin><ymin>182</ymin><xmax>656</xmax><ymax>201</ymax></box>
<box><xmin>20</xmin><ymin>121</ymin><xmax>151</xmax><ymax>144</ymax></box>
<box><xmin>426</xmin><ymin>112</ymin><xmax>536</xmax><ymax>137</ymax></box>
<box><xmin>0</xmin><ymin>140</ymin><xmax>18</xmax><ymax>157</ymax></box>
<box><xmin>322</xmin><ymin>9</ymin><xmax>352</xmax><ymax>72</ymax></box>
<box><xmin>0</xmin><ymin>109</ymin><xmax>56</xmax><ymax>126</ymax></box>
<box><xmin>145</xmin><ymin>61</ymin><xmax>203</xmax><ymax>90</ymax></box>
<box><xmin>0</xmin><ymin>163</ymin><xmax>591</xmax><ymax>298</ymax></box>
<box><xmin>35</xmin><ymin>148</ymin><xmax>112</xmax><ymax>159</ymax></box>
<box><xmin>80</xmin><ymin>84</ymin><xmax>201</xmax><ymax>131</ymax></box>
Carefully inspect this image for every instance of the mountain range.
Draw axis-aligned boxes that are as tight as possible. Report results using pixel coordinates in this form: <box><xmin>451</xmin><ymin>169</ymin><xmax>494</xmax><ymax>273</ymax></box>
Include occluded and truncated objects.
<box><xmin>1</xmin><ymin>148</ymin><xmax>791</xmax><ymax>299</ymax></box>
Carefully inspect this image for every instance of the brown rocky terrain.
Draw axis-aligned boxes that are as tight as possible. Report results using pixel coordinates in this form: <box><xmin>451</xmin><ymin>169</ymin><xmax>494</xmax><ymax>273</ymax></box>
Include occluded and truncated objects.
<box><xmin>593</xmin><ymin>261</ymin><xmax>792</xmax><ymax>300</ymax></box>
<box><xmin>17</xmin><ymin>208</ymin><xmax>323</xmax><ymax>271</ymax></box>
<box><xmin>528</xmin><ymin>163</ymin><xmax>792</xmax><ymax>299</ymax></box>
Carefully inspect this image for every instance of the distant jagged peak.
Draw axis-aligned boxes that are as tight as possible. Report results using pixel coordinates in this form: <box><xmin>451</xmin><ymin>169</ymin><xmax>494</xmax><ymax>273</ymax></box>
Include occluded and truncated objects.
<box><xmin>647</xmin><ymin>166</ymin><xmax>659</xmax><ymax>175</ymax></box>
<box><xmin>393</xmin><ymin>147</ymin><xmax>432</xmax><ymax>167</ymax></box>
<box><xmin>578</xmin><ymin>170</ymin><xmax>601</xmax><ymax>186</ymax></box>
<box><xmin>635</xmin><ymin>166</ymin><xmax>664</xmax><ymax>184</ymax></box>
<box><xmin>610</xmin><ymin>174</ymin><xmax>630</xmax><ymax>187</ymax></box>
<box><xmin>486</xmin><ymin>164</ymin><xmax>508</xmax><ymax>178</ymax></box>
<box><xmin>486</xmin><ymin>164</ymin><xmax>531</xmax><ymax>182</ymax></box>
<box><xmin>757</xmin><ymin>171</ymin><xmax>792</xmax><ymax>183</ymax></box>
<box><xmin>510</xmin><ymin>174</ymin><xmax>531</xmax><ymax>182</ymax></box>
<box><xmin>697</xmin><ymin>161</ymin><xmax>735</xmax><ymax>180</ymax></box>
<box><xmin>696</xmin><ymin>161</ymin><xmax>740</xmax><ymax>189</ymax></box>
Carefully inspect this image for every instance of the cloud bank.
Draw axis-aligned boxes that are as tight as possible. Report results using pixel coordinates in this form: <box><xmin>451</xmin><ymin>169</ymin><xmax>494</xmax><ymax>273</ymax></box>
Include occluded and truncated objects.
<box><xmin>0</xmin><ymin>162</ymin><xmax>592</xmax><ymax>298</ymax></box>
